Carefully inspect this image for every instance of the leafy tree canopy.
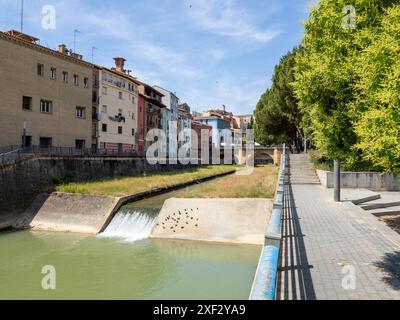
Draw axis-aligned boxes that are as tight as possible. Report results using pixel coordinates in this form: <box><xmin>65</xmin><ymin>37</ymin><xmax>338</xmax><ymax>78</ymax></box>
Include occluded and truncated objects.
<box><xmin>254</xmin><ymin>48</ymin><xmax>303</xmax><ymax>151</ymax></box>
<box><xmin>293</xmin><ymin>0</ymin><xmax>400</xmax><ymax>172</ymax></box>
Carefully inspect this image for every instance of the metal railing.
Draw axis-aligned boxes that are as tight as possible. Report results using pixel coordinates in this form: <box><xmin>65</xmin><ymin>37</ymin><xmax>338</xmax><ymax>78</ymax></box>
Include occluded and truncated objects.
<box><xmin>0</xmin><ymin>147</ymin><xmax>33</xmax><ymax>167</ymax></box>
<box><xmin>0</xmin><ymin>145</ymin><xmax>22</xmax><ymax>154</ymax></box>
<box><xmin>0</xmin><ymin>145</ymin><xmax>140</xmax><ymax>167</ymax></box>
<box><xmin>249</xmin><ymin>144</ymin><xmax>286</xmax><ymax>300</ymax></box>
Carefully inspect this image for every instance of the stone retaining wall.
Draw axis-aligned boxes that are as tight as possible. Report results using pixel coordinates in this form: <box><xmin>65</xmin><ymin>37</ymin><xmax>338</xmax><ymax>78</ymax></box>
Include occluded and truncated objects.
<box><xmin>0</xmin><ymin>156</ymin><xmax>198</xmax><ymax>218</ymax></box>
<box><xmin>317</xmin><ymin>170</ymin><xmax>400</xmax><ymax>191</ymax></box>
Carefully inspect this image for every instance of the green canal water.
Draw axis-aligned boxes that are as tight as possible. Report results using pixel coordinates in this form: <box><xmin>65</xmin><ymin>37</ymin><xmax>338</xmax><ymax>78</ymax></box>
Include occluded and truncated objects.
<box><xmin>0</xmin><ymin>186</ymin><xmax>261</xmax><ymax>300</ymax></box>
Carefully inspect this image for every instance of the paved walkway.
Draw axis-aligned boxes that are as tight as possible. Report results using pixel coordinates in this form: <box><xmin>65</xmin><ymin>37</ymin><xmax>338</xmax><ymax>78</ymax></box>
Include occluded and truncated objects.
<box><xmin>276</xmin><ymin>154</ymin><xmax>400</xmax><ymax>300</ymax></box>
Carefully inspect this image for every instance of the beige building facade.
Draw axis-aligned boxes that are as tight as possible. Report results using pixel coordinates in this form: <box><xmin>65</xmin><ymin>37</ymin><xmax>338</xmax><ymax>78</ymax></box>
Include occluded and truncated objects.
<box><xmin>0</xmin><ymin>30</ymin><xmax>93</xmax><ymax>149</ymax></box>
<box><xmin>96</xmin><ymin>58</ymin><xmax>140</xmax><ymax>153</ymax></box>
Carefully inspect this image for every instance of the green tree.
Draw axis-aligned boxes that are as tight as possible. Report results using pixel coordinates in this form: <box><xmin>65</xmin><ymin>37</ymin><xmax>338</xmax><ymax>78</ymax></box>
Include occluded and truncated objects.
<box><xmin>353</xmin><ymin>5</ymin><xmax>400</xmax><ymax>172</ymax></box>
<box><xmin>293</xmin><ymin>0</ymin><xmax>400</xmax><ymax>172</ymax></box>
<box><xmin>254</xmin><ymin>48</ymin><xmax>303</xmax><ymax>151</ymax></box>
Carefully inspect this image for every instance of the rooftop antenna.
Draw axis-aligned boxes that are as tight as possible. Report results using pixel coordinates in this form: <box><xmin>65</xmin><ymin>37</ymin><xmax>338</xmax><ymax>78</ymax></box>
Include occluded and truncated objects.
<box><xmin>91</xmin><ymin>46</ymin><xmax>98</xmax><ymax>63</ymax></box>
<box><xmin>73</xmin><ymin>29</ymin><xmax>81</xmax><ymax>53</ymax></box>
<box><xmin>20</xmin><ymin>0</ymin><xmax>24</xmax><ymax>32</ymax></box>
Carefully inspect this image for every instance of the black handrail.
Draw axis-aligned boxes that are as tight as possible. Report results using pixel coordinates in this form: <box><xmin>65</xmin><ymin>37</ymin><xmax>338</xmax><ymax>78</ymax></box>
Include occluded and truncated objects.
<box><xmin>0</xmin><ymin>145</ymin><xmax>141</xmax><ymax>167</ymax></box>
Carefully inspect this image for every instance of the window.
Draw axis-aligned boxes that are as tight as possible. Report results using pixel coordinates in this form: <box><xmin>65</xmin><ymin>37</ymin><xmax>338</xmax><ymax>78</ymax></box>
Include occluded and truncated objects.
<box><xmin>37</xmin><ymin>64</ymin><xmax>44</xmax><ymax>76</ymax></box>
<box><xmin>132</xmin><ymin>128</ymin><xmax>135</xmax><ymax>136</ymax></box>
<box><xmin>40</xmin><ymin>100</ymin><xmax>52</xmax><ymax>113</ymax></box>
<box><xmin>132</xmin><ymin>96</ymin><xmax>136</xmax><ymax>104</ymax></box>
<box><xmin>102</xmin><ymin>86</ymin><xmax>107</xmax><ymax>95</ymax></box>
<box><xmin>118</xmin><ymin>126</ymin><xmax>123</xmax><ymax>135</ymax></box>
<box><xmin>102</xmin><ymin>105</ymin><xmax>107</xmax><ymax>113</ymax></box>
<box><xmin>102</xmin><ymin>124</ymin><xmax>107</xmax><ymax>132</ymax></box>
<box><xmin>102</xmin><ymin>73</ymin><xmax>107</xmax><ymax>81</ymax></box>
<box><xmin>132</xmin><ymin>113</ymin><xmax>135</xmax><ymax>120</ymax></box>
<box><xmin>118</xmin><ymin>109</ymin><xmax>123</xmax><ymax>116</ymax></box>
<box><xmin>84</xmin><ymin>77</ymin><xmax>89</xmax><ymax>88</ymax></box>
<box><xmin>39</xmin><ymin>137</ymin><xmax>52</xmax><ymax>147</ymax></box>
<box><xmin>50</xmin><ymin>68</ymin><xmax>56</xmax><ymax>80</ymax></box>
<box><xmin>62</xmin><ymin>71</ymin><xmax>68</xmax><ymax>83</ymax></box>
<box><xmin>73</xmin><ymin>75</ymin><xmax>79</xmax><ymax>86</ymax></box>
<box><xmin>22</xmin><ymin>96</ymin><xmax>32</xmax><ymax>111</ymax></box>
<box><xmin>118</xmin><ymin>92</ymin><xmax>123</xmax><ymax>100</ymax></box>
<box><xmin>75</xmin><ymin>139</ymin><xmax>85</xmax><ymax>150</ymax></box>
<box><xmin>75</xmin><ymin>106</ymin><xmax>86</xmax><ymax>119</ymax></box>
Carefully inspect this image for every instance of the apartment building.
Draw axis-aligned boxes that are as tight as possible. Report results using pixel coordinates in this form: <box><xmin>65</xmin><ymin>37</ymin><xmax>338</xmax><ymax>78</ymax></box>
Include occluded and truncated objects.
<box><xmin>96</xmin><ymin>57</ymin><xmax>140</xmax><ymax>153</ymax></box>
<box><xmin>178</xmin><ymin>103</ymin><xmax>191</xmax><ymax>147</ymax></box>
<box><xmin>153</xmin><ymin>86</ymin><xmax>179</xmax><ymax>123</ymax></box>
<box><xmin>153</xmin><ymin>86</ymin><xmax>179</xmax><ymax>155</ymax></box>
<box><xmin>191</xmin><ymin>120</ymin><xmax>212</xmax><ymax>155</ymax></box>
<box><xmin>138</xmin><ymin>83</ymin><xmax>166</xmax><ymax>151</ymax></box>
<box><xmin>91</xmin><ymin>65</ymin><xmax>101</xmax><ymax>149</ymax></box>
<box><xmin>234</xmin><ymin>114</ymin><xmax>254</xmax><ymax>130</ymax></box>
<box><xmin>0</xmin><ymin>30</ymin><xmax>92</xmax><ymax>149</ymax></box>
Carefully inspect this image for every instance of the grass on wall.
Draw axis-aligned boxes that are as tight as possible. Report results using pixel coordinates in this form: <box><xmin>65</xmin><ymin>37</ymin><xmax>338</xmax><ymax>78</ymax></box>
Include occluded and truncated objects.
<box><xmin>178</xmin><ymin>165</ymin><xmax>279</xmax><ymax>199</ymax></box>
<box><xmin>56</xmin><ymin>165</ymin><xmax>238</xmax><ymax>197</ymax></box>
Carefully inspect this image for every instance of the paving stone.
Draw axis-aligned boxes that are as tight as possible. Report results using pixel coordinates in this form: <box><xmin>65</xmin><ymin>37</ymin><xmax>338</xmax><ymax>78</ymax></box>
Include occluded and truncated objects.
<box><xmin>276</xmin><ymin>154</ymin><xmax>400</xmax><ymax>300</ymax></box>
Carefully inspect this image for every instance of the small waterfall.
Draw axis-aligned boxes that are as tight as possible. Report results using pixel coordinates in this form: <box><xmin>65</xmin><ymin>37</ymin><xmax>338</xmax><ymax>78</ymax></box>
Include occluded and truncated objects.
<box><xmin>99</xmin><ymin>209</ymin><xmax>156</xmax><ymax>242</ymax></box>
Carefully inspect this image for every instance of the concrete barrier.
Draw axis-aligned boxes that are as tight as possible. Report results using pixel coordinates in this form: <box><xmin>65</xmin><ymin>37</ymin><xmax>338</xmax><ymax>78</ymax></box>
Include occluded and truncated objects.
<box><xmin>317</xmin><ymin>170</ymin><xmax>400</xmax><ymax>191</ymax></box>
<box><xmin>150</xmin><ymin>198</ymin><xmax>273</xmax><ymax>245</ymax></box>
<box><xmin>265</xmin><ymin>208</ymin><xmax>282</xmax><ymax>247</ymax></box>
<box><xmin>249</xmin><ymin>245</ymin><xmax>280</xmax><ymax>300</ymax></box>
<box><xmin>250</xmin><ymin>146</ymin><xmax>286</xmax><ymax>300</ymax></box>
<box><xmin>13</xmin><ymin>169</ymin><xmax>238</xmax><ymax>234</ymax></box>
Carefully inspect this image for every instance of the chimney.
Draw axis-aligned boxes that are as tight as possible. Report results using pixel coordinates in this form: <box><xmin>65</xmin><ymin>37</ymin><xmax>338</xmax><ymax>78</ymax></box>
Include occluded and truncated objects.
<box><xmin>58</xmin><ymin>44</ymin><xmax>67</xmax><ymax>54</ymax></box>
<box><xmin>222</xmin><ymin>105</ymin><xmax>226</xmax><ymax>112</ymax></box>
<box><xmin>114</xmin><ymin>57</ymin><xmax>126</xmax><ymax>73</ymax></box>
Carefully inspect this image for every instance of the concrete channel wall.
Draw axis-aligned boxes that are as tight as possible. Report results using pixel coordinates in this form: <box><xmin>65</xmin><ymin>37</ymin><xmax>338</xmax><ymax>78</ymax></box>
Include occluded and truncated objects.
<box><xmin>150</xmin><ymin>198</ymin><xmax>272</xmax><ymax>245</ymax></box>
<box><xmin>0</xmin><ymin>155</ymin><xmax>199</xmax><ymax>220</ymax></box>
<box><xmin>249</xmin><ymin>148</ymin><xmax>286</xmax><ymax>300</ymax></box>
<box><xmin>317</xmin><ymin>170</ymin><xmax>400</xmax><ymax>191</ymax></box>
<box><xmin>12</xmin><ymin>169</ymin><xmax>237</xmax><ymax>234</ymax></box>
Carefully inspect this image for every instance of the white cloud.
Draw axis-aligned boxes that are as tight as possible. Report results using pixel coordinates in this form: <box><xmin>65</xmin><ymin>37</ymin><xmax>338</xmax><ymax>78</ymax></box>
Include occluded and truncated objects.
<box><xmin>131</xmin><ymin>42</ymin><xmax>204</xmax><ymax>79</ymax></box>
<box><xmin>208</xmin><ymin>48</ymin><xmax>226</xmax><ymax>61</ymax></box>
<box><xmin>187</xmin><ymin>0</ymin><xmax>281</xmax><ymax>43</ymax></box>
<box><xmin>183</xmin><ymin>73</ymin><xmax>266</xmax><ymax>114</ymax></box>
<box><xmin>47</xmin><ymin>0</ymin><xmax>203</xmax><ymax>80</ymax></box>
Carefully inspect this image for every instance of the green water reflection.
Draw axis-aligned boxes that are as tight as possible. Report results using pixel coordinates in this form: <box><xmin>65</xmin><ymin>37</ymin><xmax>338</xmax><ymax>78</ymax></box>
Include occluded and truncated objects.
<box><xmin>0</xmin><ymin>230</ymin><xmax>260</xmax><ymax>300</ymax></box>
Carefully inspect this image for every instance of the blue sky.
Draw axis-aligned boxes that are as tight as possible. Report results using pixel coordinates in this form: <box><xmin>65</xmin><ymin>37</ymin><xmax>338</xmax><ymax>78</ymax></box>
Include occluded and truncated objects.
<box><xmin>0</xmin><ymin>0</ymin><xmax>314</xmax><ymax>114</ymax></box>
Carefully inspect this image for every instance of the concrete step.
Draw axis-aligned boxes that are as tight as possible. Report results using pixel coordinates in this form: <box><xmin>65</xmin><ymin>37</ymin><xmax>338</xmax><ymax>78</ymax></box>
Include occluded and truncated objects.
<box><xmin>290</xmin><ymin>178</ymin><xmax>320</xmax><ymax>182</ymax></box>
<box><xmin>361</xmin><ymin>201</ymin><xmax>400</xmax><ymax>211</ymax></box>
<box><xmin>290</xmin><ymin>182</ymin><xmax>321</xmax><ymax>185</ymax></box>
<box><xmin>368</xmin><ymin>206</ymin><xmax>400</xmax><ymax>217</ymax></box>
<box><xmin>288</xmin><ymin>155</ymin><xmax>320</xmax><ymax>185</ymax></box>
<box><xmin>352</xmin><ymin>194</ymin><xmax>381</xmax><ymax>205</ymax></box>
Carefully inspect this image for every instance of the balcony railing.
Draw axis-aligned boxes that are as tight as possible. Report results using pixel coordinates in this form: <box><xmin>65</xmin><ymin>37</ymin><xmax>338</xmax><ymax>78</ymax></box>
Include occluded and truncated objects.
<box><xmin>0</xmin><ymin>145</ymin><xmax>140</xmax><ymax>167</ymax></box>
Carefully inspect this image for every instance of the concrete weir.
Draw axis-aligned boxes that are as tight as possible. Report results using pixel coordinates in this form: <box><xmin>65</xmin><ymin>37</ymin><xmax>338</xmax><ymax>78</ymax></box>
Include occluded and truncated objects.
<box><xmin>150</xmin><ymin>198</ymin><xmax>273</xmax><ymax>245</ymax></box>
<box><xmin>17</xmin><ymin>193</ymin><xmax>122</xmax><ymax>234</ymax></box>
